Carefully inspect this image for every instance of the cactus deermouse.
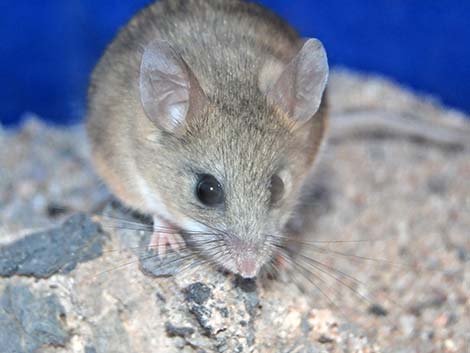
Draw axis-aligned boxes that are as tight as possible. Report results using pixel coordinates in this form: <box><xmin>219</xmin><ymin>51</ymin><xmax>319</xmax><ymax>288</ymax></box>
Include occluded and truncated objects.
<box><xmin>86</xmin><ymin>0</ymin><xmax>329</xmax><ymax>278</ymax></box>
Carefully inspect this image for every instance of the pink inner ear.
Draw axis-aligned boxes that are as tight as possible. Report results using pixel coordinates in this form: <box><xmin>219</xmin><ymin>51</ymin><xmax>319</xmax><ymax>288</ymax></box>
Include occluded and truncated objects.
<box><xmin>266</xmin><ymin>58</ymin><xmax>297</xmax><ymax>118</ymax></box>
<box><xmin>140</xmin><ymin>40</ymin><xmax>206</xmax><ymax>132</ymax></box>
<box><xmin>266</xmin><ymin>39</ymin><xmax>329</xmax><ymax>123</ymax></box>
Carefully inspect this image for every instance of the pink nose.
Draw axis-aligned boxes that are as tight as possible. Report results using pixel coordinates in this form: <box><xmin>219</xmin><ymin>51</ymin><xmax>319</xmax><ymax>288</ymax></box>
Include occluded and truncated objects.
<box><xmin>238</xmin><ymin>258</ymin><xmax>257</xmax><ymax>278</ymax></box>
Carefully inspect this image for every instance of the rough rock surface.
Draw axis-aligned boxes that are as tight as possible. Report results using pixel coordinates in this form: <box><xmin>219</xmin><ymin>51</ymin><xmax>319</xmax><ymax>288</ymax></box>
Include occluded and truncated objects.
<box><xmin>0</xmin><ymin>284</ymin><xmax>69</xmax><ymax>353</ymax></box>
<box><xmin>0</xmin><ymin>213</ymin><xmax>104</xmax><ymax>278</ymax></box>
<box><xmin>1</xmin><ymin>70</ymin><xmax>469</xmax><ymax>353</ymax></box>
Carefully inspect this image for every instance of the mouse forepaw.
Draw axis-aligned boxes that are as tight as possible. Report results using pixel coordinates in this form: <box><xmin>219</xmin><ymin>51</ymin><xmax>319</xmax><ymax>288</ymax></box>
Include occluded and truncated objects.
<box><xmin>148</xmin><ymin>217</ymin><xmax>184</xmax><ymax>257</ymax></box>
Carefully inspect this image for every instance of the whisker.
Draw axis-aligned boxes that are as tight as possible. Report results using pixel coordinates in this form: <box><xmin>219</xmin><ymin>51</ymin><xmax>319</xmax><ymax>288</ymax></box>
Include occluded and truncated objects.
<box><xmin>93</xmin><ymin>244</ymin><xmax>218</xmax><ymax>280</ymax></box>
<box><xmin>303</xmin><ymin>252</ymin><xmax>406</xmax><ymax>312</ymax></box>
<box><xmin>92</xmin><ymin>256</ymin><xmax>148</xmax><ymax>279</ymax></box>
<box><xmin>177</xmin><ymin>254</ymin><xmax>216</xmax><ymax>274</ymax></box>
<box><xmin>92</xmin><ymin>214</ymin><xmax>152</xmax><ymax>229</ymax></box>
<box><xmin>269</xmin><ymin>241</ymin><xmax>408</xmax><ymax>323</ymax></box>
<box><xmin>303</xmin><ymin>244</ymin><xmax>416</xmax><ymax>269</ymax></box>
<box><xmin>92</xmin><ymin>240</ymin><xmax>221</xmax><ymax>277</ymax></box>
<box><xmin>266</xmin><ymin>234</ymin><xmax>386</xmax><ymax>244</ymax></box>
<box><xmin>185</xmin><ymin>214</ymin><xmax>232</xmax><ymax>239</ymax></box>
<box><xmin>173</xmin><ymin>246</ymin><xmax>229</xmax><ymax>280</ymax></box>
<box><xmin>143</xmin><ymin>253</ymin><xmax>197</xmax><ymax>275</ymax></box>
<box><xmin>282</xmin><ymin>252</ymin><xmax>387</xmax><ymax>327</ymax></box>
<box><xmin>273</xmin><ymin>236</ymin><xmax>447</xmax><ymax>273</ymax></box>
<box><xmin>278</xmin><ymin>251</ymin><xmax>347</xmax><ymax>317</ymax></box>
<box><xmin>142</xmin><ymin>240</ymin><xmax>228</xmax><ymax>273</ymax></box>
<box><xmin>177</xmin><ymin>258</ymin><xmax>215</xmax><ymax>280</ymax></box>
<box><xmin>98</xmin><ymin>224</ymin><xmax>152</xmax><ymax>232</ymax></box>
<box><xmin>296</xmin><ymin>252</ymin><xmax>374</xmax><ymax>307</ymax></box>
<box><xmin>99</xmin><ymin>221</ymin><xmax>222</xmax><ymax>237</ymax></box>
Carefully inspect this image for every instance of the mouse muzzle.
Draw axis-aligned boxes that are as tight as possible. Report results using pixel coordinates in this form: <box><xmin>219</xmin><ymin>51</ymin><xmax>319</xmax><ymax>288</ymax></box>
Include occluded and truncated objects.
<box><xmin>236</xmin><ymin>256</ymin><xmax>259</xmax><ymax>279</ymax></box>
<box><xmin>229</xmin><ymin>238</ymin><xmax>266</xmax><ymax>278</ymax></box>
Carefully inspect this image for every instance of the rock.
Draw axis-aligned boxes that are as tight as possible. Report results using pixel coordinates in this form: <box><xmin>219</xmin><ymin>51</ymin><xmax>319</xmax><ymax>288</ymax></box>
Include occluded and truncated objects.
<box><xmin>1</xmin><ymin>70</ymin><xmax>470</xmax><ymax>352</ymax></box>
<box><xmin>400</xmin><ymin>315</ymin><xmax>417</xmax><ymax>337</ymax></box>
<box><xmin>184</xmin><ymin>282</ymin><xmax>212</xmax><ymax>305</ymax></box>
<box><xmin>456</xmin><ymin>247</ymin><xmax>469</xmax><ymax>262</ymax></box>
<box><xmin>318</xmin><ymin>335</ymin><xmax>335</xmax><ymax>344</ymax></box>
<box><xmin>0</xmin><ymin>213</ymin><xmax>104</xmax><ymax>278</ymax></box>
<box><xmin>368</xmin><ymin>304</ymin><xmax>389</xmax><ymax>317</ymax></box>
<box><xmin>91</xmin><ymin>310</ymin><xmax>133</xmax><ymax>353</ymax></box>
<box><xmin>0</xmin><ymin>284</ymin><xmax>69</xmax><ymax>353</ymax></box>
<box><xmin>165</xmin><ymin>322</ymin><xmax>195</xmax><ymax>338</ymax></box>
<box><xmin>426</xmin><ymin>174</ymin><xmax>449</xmax><ymax>195</ymax></box>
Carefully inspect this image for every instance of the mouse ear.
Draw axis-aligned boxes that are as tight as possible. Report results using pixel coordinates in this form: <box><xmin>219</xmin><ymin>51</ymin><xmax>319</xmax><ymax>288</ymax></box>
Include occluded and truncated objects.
<box><xmin>266</xmin><ymin>39</ymin><xmax>328</xmax><ymax>124</ymax></box>
<box><xmin>140</xmin><ymin>40</ymin><xmax>207</xmax><ymax>133</ymax></box>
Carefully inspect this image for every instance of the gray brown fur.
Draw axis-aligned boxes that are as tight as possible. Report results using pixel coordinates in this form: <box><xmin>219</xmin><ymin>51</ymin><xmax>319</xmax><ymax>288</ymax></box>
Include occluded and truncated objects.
<box><xmin>86</xmin><ymin>0</ymin><xmax>328</xmax><ymax>276</ymax></box>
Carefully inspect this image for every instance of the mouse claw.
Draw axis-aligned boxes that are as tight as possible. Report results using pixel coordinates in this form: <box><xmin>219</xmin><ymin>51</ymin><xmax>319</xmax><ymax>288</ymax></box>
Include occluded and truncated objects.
<box><xmin>148</xmin><ymin>217</ymin><xmax>184</xmax><ymax>258</ymax></box>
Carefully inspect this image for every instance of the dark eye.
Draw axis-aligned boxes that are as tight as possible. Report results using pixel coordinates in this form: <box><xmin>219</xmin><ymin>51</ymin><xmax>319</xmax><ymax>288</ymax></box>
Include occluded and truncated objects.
<box><xmin>196</xmin><ymin>174</ymin><xmax>224</xmax><ymax>206</ymax></box>
<box><xmin>270</xmin><ymin>174</ymin><xmax>285</xmax><ymax>205</ymax></box>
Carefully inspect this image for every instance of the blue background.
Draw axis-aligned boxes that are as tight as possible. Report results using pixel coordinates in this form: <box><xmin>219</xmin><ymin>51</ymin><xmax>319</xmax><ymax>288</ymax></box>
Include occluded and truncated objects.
<box><xmin>1</xmin><ymin>0</ymin><xmax>469</xmax><ymax>126</ymax></box>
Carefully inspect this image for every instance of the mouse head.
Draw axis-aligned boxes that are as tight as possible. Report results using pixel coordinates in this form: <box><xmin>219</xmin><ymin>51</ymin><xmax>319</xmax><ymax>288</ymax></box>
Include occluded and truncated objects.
<box><xmin>138</xmin><ymin>39</ymin><xmax>328</xmax><ymax>278</ymax></box>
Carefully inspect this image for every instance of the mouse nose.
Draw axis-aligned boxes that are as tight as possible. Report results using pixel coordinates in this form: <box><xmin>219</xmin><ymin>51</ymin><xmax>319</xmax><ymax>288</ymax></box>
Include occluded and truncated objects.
<box><xmin>237</xmin><ymin>257</ymin><xmax>258</xmax><ymax>278</ymax></box>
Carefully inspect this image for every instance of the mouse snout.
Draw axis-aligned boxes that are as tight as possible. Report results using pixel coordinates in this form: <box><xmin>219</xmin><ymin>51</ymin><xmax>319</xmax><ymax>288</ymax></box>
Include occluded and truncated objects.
<box><xmin>227</xmin><ymin>236</ymin><xmax>264</xmax><ymax>278</ymax></box>
<box><xmin>237</xmin><ymin>256</ymin><xmax>258</xmax><ymax>278</ymax></box>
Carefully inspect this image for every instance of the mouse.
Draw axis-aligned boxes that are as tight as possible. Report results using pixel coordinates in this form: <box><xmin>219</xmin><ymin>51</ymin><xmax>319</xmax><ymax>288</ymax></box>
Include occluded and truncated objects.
<box><xmin>86</xmin><ymin>0</ymin><xmax>329</xmax><ymax>278</ymax></box>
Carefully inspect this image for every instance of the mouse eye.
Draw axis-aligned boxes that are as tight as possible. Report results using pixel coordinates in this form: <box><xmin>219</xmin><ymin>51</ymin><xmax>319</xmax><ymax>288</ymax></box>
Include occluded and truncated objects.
<box><xmin>269</xmin><ymin>174</ymin><xmax>285</xmax><ymax>205</ymax></box>
<box><xmin>196</xmin><ymin>174</ymin><xmax>224</xmax><ymax>207</ymax></box>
